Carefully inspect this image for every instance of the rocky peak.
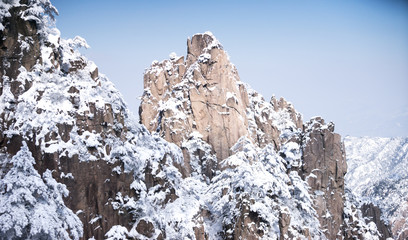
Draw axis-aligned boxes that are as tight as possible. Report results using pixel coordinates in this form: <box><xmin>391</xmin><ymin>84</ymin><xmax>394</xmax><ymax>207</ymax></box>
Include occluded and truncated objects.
<box><xmin>187</xmin><ymin>31</ymin><xmax>223</xmax><ymax>59</ymax></box>
<box><xmin>140</xmin><ymin>32</ymin><xmax>252</xmax><ymax>175</ymax></box>
<box><xmin>271</xmin><ymin>96</ymin><xmax>303</xmax><ymax>130</ymax></box>
<box><xmin>139</xmin><ymin>32</ymin><xmax>379</xmax><ymax>239</ymax></box>
<box><xmin>140</xmin><ymin>33</ymin><xmax>304</xmax><ymax>174</ymax></box>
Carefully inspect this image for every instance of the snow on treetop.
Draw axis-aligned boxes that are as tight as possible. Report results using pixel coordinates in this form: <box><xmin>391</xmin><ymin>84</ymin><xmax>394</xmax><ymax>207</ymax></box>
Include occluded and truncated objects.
<box><xmin>169</xmin><ymin>52</ymin><xmax>177</xmax><ymax>60</ymax></box>
<box><xmin>0</xmin><ymin>0</ymin><xmax>58</xmax><ymax>34</ymax></box>
<box><xmin>1</xmin><ymin>1</ymin><xmax>61</xmax><ymax>65</ymax></box>
<box><xmin>20</xmin><ymin>0</ymin><xmax>58</xmax><ymax>21</ymax></box>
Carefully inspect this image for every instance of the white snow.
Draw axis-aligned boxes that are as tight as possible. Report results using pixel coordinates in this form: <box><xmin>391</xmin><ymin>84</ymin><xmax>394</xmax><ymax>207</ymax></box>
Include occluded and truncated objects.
<box><xmin>198</xmin><ymin>53</ymin><xmax>211</xmax><ymax>63</ymax></box>
<box><xmin>169</xmin><ymin>52</ymin><xmax>177</xmax><ymax>60</ymax></box>
<box><xmin>0</xmin><ymin>143</ymin><xmax>83</xmax><ymax>239</ymax></box>
<box><xmin>226</xmin><ymin>91</ymin><xmax>238</xmax><ymax>104</ymax></box>
<box><xmin>105</xmin><ymin>225</ymin><xmax>129</xmax><ymax>240</ymax></box>
<box><xmin>345</xmin><ymin>136</ymin><xmax>408</xmax><ymax>229</ymax></box>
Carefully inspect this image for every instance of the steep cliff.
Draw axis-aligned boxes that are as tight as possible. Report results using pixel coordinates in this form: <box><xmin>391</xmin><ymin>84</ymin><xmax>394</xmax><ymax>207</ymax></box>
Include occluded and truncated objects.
<box><xmin>0</xmin><ymin>1</ymin><xmax>386</xmax><ymax>239</ymax></box>
<box><xmin>140</xmin><ymin>32</ymin><xmax>380</xmax><ymax>239</ymax></box>
<box><xmin>0</xmin><ymin>1</ymin><xmax>184</xmax><ymax>239</ymax></box>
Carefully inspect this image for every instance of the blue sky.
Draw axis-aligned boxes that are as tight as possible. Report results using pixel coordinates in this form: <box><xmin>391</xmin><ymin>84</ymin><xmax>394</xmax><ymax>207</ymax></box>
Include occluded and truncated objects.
<box><xmin>52</xmin><ymin>0</ymin><xmax>408</xmax><ymax>137</ymax></box>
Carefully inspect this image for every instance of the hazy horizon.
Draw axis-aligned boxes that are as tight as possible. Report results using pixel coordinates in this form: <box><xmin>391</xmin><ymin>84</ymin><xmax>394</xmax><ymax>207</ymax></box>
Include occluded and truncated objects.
<box><xmin>52</xmin><ymin>0</ymin><xmax>408</xmax><ymax>138</ymax></box>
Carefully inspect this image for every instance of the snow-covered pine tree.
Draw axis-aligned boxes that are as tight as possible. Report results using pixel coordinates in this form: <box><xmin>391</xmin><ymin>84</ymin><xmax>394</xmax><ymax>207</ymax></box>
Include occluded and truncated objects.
<box><xmin>0</xmin><ymin>143</ymin><xmax>83</xmax><ymax>239</ymax></box>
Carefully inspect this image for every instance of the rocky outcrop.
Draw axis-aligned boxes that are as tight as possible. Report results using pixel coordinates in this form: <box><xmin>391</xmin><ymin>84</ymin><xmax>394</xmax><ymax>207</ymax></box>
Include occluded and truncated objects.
<box><xmin>140</xmin><ymin>33</ymin><xmax>288</xmax><ymax>181</ymax></box>
<box><xmin>140</xmin><ymin>32</ymin><xmax>251</xmax><ymax>166</ymax></box>
<box><xmin>139</xmin><ymin>32</ymin><xmax>377</xmax><ymax>239</ymax></box>
<box><xmin>1</xmin><ymin>2</ymin><xmax>39</xmax><ymax>156</ymax></box>
<box><xmin>0</xmin><ymin>2</ymin><xmax>134</xmax><ymax>239</ymax></box>
<box><xmin>391</xmin><ymin>199</ymin><xmax>408</xmax><ymax>240</ymax></box>
<box><xmin>361</xmin><ymin>203</ymin><xmax>392</xmax><ymax>239</ymax></box>
<box><xmin>0</xmin><ymin>3</ymin><xmax>40</xmax><ymax>86</ymax></box>
<box><xmin>271</xmin><ymin>96</ymin><xmax>303</xmax><ymax>131</ymax></box>
<box><xmin>301</xmin><ymin>117</ymin><xmax>347</xmax><ymax>239</ymax></box>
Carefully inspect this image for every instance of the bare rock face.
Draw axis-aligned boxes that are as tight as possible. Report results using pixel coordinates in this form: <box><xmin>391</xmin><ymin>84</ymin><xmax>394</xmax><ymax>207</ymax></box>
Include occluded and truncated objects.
<box><xmin>302</xmin><ymin>117</ymin><xmax>347</xmax><ymax>239</ymax></box>
<box><xmin>278</xmin><ymin>208</ymin><xmax>291</xmax><ymax>240</ymax></box>
<box><xmin>0</xmin><ymin>4</ymin><xmax>40</xmax><ymax>85</ymax></box>
<box><xmin>140</xmin><ymin>32</ymin><xmax>251</xmax><ymax>166</ymax></box>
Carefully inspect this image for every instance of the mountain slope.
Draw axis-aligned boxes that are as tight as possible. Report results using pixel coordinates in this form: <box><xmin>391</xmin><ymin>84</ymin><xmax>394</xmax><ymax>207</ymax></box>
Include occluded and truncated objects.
<box><xmin>0</xmin><ymin>1</ymin><xmax>184</xmax><ymax>238</ymax></box>
<box><xmin>0</xmin><ymin>1</ymin><xmax>384</xmax><ymax>239</ymax></box>
<box><xmin>345</xmin><ymin>136</ymin><xmax>408</xmax><ymax>239</ymax></box>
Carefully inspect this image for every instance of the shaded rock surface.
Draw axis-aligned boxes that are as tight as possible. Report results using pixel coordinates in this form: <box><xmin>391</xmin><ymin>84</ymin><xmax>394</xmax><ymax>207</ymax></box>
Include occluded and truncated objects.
<box><xmin>361</xmin><ymin>203</ymin><xmax>392</xmax><ymax>239</ymax></box>
<box><xmin>301</xmin><ymin>117</ymin><xmax>347</xmax><ymax>239</ymax></box>
<box><xmin>0</xmin><ymin>2</ymin><xmax>40</xmax><ymax>86</ymax></box>
<box><xmin>1</xmin><ymin>1</ymin><xmax>183</xmax><ymax>239</ymax></box>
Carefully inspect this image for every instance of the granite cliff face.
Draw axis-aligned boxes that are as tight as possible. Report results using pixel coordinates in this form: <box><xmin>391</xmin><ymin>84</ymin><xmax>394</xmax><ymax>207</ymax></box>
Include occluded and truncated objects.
<box><xmin>301</xmin><ymin>117</ymin><xmax>347</xmax><ymax>238</ymax></box>
<box><xmin>140</xmin><ymin>32</ymin><xmax>381</xmax><ymax>239</ymax></box>
<box><xmin>0</xmin><ymin>1</ymin><xmax>388</xmax><ymax>239</ymax></box>
<box><xmin>140</xmin><ymin>33</ymin><xmax>256</xmax><ymax>176</ymax></box>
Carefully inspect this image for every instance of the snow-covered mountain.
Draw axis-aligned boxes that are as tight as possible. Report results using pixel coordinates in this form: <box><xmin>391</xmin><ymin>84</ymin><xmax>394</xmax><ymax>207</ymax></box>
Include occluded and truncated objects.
<box><xmin>345</xmin><ymin>136</ymin><xmax>408</xmax><ymax>240</ymax></box>
<box><xmin>0</xmin><ymin>0</ymin><xmax>388</xmax><ymax>239</ymax></box>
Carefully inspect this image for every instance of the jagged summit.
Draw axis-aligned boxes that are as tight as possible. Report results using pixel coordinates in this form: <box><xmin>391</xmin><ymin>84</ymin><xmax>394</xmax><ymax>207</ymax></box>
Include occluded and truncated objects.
<box><xmin>187</xmin><ymin>31</ymin><xmax>223</xmax><ymax>58</ymax></box>
<box><xmin>139</xmin><ymin>32</ymin><xmax>382</xmax><ymax>239</ymax></box>
<box><xmin>140</xmin><ymin>32</ymin><xmax>304</xmax><ymax>166</ymax></box>
<box><xmin>141</xmin><ymin>31</ymin><xmax>252</xmax><ymax>165</ymax></box>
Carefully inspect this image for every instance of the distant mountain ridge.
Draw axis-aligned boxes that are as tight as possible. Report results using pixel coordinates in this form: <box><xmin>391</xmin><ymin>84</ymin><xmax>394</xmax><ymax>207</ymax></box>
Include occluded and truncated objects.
<box><xmin>345</xmin><ymin>136</ymin><xmax>408</xmax><ymax>239</ymax></box>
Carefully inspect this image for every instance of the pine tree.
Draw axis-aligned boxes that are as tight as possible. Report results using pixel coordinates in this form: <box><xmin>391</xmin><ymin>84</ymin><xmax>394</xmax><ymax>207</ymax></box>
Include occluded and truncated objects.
<box><xmin>0</xmin><ymin>142</ymin><xmax>83</xmax><ymax>239</ymax></box>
